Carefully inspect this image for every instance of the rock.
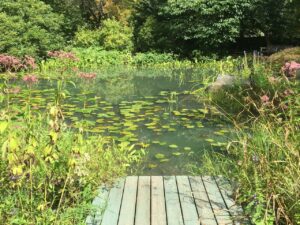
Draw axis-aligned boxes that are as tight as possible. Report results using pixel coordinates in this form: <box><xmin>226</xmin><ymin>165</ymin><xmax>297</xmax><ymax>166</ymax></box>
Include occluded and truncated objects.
<box><xmin>207</xmin><ymin>74</ymin><xmax>250</xmax><ymax>92</ymax></box>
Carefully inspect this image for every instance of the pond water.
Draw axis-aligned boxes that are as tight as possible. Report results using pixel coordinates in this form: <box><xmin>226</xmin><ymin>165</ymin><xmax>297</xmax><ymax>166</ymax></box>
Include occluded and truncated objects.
<box><xmin>6</xmin><ymin>68</ymin><xmax>231</xmax><ymax>175</ymax></box>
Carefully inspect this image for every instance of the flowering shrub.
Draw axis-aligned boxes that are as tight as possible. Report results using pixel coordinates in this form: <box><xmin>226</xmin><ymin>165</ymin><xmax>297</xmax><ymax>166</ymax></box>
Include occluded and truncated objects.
<box><xmin>47</xmin><ymin>51</ymin><xmax>79</xmax><ymax>61</ymax></box>
<box><xmin>0</xmin><ymin>54</ymin><xmax>37</xmax><ymax>72</ymax></box>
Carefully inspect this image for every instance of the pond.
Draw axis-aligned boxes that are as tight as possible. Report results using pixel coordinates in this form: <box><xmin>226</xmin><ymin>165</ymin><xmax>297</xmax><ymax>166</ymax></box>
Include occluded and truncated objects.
<box><xmin>5</xmin><ymin>68</ymin><xmax>231</xmax><ymax>175</ymax></box>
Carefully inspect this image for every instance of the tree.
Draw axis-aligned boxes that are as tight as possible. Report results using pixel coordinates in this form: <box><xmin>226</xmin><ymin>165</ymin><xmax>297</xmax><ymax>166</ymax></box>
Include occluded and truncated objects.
<box><xmin>73</xmin><ymin>19</ymin><xmax>133</xmax><ymax>51</ymax></box>
<box><xmin>0</xmin><ymin>0</ymin><xmax>65</xmax><ymax>58</ymax></box>
<box><xmin>241</xmin><ymin>0</ymin><xmax>293</xmax><ymax>46</ymax></box>
<box><xmin>133</xmin><ymin>0</ymin><xmax>251</xmax><ymax>55</ymax></box>
<box><xmin>41</xmin><ymin>0</ymin><xmax>85</xmax><ymax>40</ymax></box>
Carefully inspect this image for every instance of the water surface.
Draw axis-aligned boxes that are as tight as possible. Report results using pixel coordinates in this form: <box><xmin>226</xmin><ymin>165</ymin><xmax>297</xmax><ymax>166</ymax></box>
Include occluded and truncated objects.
<box><xmin>6</xmin><ymin>68</ymin><xmax>231</xmax><ymax>175</ymax></box>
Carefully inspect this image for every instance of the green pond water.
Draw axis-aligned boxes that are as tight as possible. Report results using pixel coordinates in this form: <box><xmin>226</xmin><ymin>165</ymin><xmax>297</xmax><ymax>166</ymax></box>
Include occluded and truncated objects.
<box><xmin>6</xmin><ymin>69</ymin><xmax>231</xmax><ymax>175</ymax></box>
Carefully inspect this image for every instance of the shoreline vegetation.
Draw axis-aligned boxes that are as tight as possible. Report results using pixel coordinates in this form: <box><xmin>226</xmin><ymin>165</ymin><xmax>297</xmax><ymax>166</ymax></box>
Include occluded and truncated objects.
<box><xmin>0</xmin><ymin>0</ymin><xmax>299</xmax><ymax>224</ymax></box>
<box><xmin>1</xmin><ymin>47</ymin><xmax>299</xmax><ymax>224</ymax></box>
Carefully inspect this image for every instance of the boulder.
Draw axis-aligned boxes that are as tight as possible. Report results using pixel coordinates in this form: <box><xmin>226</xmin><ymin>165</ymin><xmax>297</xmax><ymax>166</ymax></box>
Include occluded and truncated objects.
<box><xmin>207</xmin><ymin>74</ymin><xmax>250</xmax><ymax>92</ymax></box>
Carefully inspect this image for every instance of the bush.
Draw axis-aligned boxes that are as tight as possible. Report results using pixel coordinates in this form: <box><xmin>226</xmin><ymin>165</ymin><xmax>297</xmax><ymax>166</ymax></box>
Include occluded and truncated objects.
<box><xmin>269</xmin><ymin>47</ymin><xmax>300</xmax><ymax>70</ymax></box>
<box><xmin>0</xmin><ymin>0</ymin><xmax>65</xmax><ymax>58</ymax></box>
<box><xmin>132</xmin><ymin>52</ymin><xmax>176</xmax><ymax>66</ymax></box>
<box><xmin>73</xmin><ymin>19</ymin><xmax>133</xmax><ymax>52</ymax></box>
<box><xmin>99</xmin><ymin>19</ymin><xmax>133</xmax><ymax>52</ymax></box>
<box><xmin>73</xmin><ymin>28</ymin><xmax>102</xmax><ymax>48</ymax></box>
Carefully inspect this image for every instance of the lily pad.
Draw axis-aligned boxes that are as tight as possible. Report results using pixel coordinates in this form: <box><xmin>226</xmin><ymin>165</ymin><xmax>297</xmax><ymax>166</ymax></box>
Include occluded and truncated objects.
<box><xmin>155</xmin><ymin>153</ymin><xmax>165</xmax><ymax>159</ymax></box>
<box><xmin>172</xmin><ymin>152</ymin><xmax>182</xmax><ymax>156</ymax></box>
<box><xmin>169</xmin><ymin>144</ymin><xmax>178</xmax><ymax>149</ymax></box>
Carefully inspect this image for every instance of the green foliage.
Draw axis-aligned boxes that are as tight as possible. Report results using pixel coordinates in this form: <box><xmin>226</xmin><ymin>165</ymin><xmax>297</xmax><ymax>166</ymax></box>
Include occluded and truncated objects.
<box><xmin>134</xmin><ymin>0</ymin><xmax>251</xmax><ymax>54</ymax></box>
<box><xmin>132</xmin><ymin>52</ymin><xmax>176</xmax><ymax>66</ymax></box>
<box><xmin>40</xmin><ymin>48</ymin><xmax>193</xmax><ymax>73</ymax></box>
<box><xmin>73</xmin><ymin>19</ymin><xmax>133</xmax><ymax>52</ymax></box>
<box><xmin>41</xmin><ymin>0</ymin><xmax>85</xmax><ymax>40</ymax></box>
<box><xmin>241</xmin><ymin>0</ymin><xmax>292</xmax><ymax>44</ymax></box>
<box><xmin>73</xmin><ymin>28</ymin><xmax>102</xmax><ymax>48</ymax></box>
<box><xmin>99</xmin><ymin>19</ymin><xmax>133</xmax><ymax>51</ymax></box>
<box><xmin>0</xmin><ymin>0</ymin><xmax>65</xmax><ymax>58</ymax></box>
<box><xmin>0</xmin><ymin>66</ymin><xmax>143</xmax><ymax>224</ymax></box>
<box><xmin>198</xmin><ymin>58</ymin><xmax>300</xmax><ymax>224</ymax></box>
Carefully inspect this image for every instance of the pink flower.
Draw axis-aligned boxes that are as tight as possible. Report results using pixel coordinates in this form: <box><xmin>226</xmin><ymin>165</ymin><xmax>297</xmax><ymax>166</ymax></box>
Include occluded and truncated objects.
<box><xmin>47</xmin><ymin>51</ymin><xmax>79</xmax><ymax>61</ymax></box>
<box><xmin>78</xmin><ymin>72</ymin><xmax>96</xmax><ymax>80</ymax></box>
<box><xmin>260</xmin><ymin>95</ymin><xmax>269</xmax><ymax>103</ymax></box>
<box><xmin>23</xmin><ymin>74</ymin><xmax>38</xmax><ymax>85</ymax></box>
<box><xmin>23</xmin><ymin>56</ymin><xmax>37</xmax><ymax>70</ymax></box>
<box><xmin>281</xmin><ymin>61</ymin><xmax>300</xmax><ymax>77</ymax></box>
<box><xmin>0</xmin><ymin>54</ymin><xmax>22</xmax><ymax>71</ymax></box>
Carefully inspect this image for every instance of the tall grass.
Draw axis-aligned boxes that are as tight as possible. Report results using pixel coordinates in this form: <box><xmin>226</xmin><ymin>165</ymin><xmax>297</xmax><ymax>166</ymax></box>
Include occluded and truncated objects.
<box><xmin>196</xmin><ymin>55</ymin><xmax>300</xmax><ymax>224</ymax></box>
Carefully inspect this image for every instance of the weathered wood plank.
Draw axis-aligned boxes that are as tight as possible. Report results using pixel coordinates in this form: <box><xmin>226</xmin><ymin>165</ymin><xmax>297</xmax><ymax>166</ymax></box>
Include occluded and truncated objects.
<box><xmin>101</xmin><ymin>178</ymin><xmax>125</xmax><ymax>225</ymax></box>
<box><xmin>118</xmin><ymin>176</ymin><xmax>138</xmax><ymax>225</ymax></box>
<box><xmin>176</xmin><ymin>176</ymin><xmax>199</xmax><ymax>225</ymax></box>
<box><xmin>135</xmin><ymin>176</ymin><xmax>151</xmax><ymax>225</ymax></box>
<box><xmin>189</xmin><ymin>176</ymin><xmax>217</xmax><ymax>225</ymax></box>
<box><xmin>202</xmin><ymin>176</ymin><xmax>232</xmax><ymax>225</ymax></box>
<box><xmin>86</xmin><ymin>187</ymin><xmax>110</xmax><ymax>225</ymax></box>
<box><xmin>151</xmin><ymin>176</ymin><xmax>167</xmax><ymax>225</ymax></box>
<box><xmin>164</xmin><ymin>176</ymin><xmax>184</xmax><ymax>225</ymax></box>
<box><xmin>214</xmin><ymin>176</ymin><xmax>246</xmax><ymax>225</ymax></box>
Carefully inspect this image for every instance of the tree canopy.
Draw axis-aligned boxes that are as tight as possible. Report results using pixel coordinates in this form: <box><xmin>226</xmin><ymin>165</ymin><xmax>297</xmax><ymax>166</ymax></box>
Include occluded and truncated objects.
<box><xmin>0</xmin><ymin>0</ymin><xmax>64</xmax><ymax>57</ymax></box>
<box><xmin>0</xmin><ymin>0</ymin><xmax>299</xmax><ymax>57</ymax></box>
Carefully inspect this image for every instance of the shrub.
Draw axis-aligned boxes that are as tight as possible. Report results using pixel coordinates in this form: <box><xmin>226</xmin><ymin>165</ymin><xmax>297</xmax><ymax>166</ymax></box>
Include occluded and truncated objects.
<box><xmin>73</xmin><ymin>19</ymin><xmax>133</xmax><ymax>52</ymax></box>
<box><xmin>269</xmin><ymin>47</ymin><xmax>300</xmax><ymax>70</ymax></box>
<box><xmin>0</xmin><ymin>0</ymin><xmax>65</xmax><ymax>58</ymax></box>
<box><xmin>99</xmin><ymin>19</ymin><xmax>133</xmax><ymax>52</ymax></box>
<box><xmin>0</xmin><ymin>54</ymin><xmax>36</xmax><ymax>72</ymax></box>
<box><xmin>132</xmin><ymin>52</ymin><xmax>176</xmax><ymax>66</ymax></box>
<box><xmin>73</xmin><ymin>28</ymin><xmax>101</xmax><ymax>48</ymax></box>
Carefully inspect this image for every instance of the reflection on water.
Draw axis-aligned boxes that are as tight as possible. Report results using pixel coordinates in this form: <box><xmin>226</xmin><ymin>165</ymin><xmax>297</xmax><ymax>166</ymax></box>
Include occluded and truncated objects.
<box><xmin>5</xmin><ymin>68</ymin><xmax>231</xmax><ymax>175</ymax></box>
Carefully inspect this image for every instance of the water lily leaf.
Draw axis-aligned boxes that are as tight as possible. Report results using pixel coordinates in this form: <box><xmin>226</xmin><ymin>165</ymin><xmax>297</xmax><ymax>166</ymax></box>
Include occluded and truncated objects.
<box><xmin>155</xmin><ymin>153</ymin><xmax>165</xmax><ymax>159</ymax></box>
<box><xmin>205</xmin><ymin>139</ymin><xmax>215</xmax><ymax>143</ymax></box>
<box><xmin>172</xmin><ymin>152</ymin><xmax>182</xmax><ymax>156</ymax></box>
<box><xmin>148</xmin><ymin>163</ymin><xmax>157</xmax><ymax>169</ymax></box>
<box><xmin>169</xmin><ymin>144</ymin><xmax>178</xmax><ymax>149</ymax></box>
<box><xmin>184</xmin><ymin>147</ymin><xmax>191</xmax><ymax>151</ymax></box>
<box><xmin>159</xmin><ymin>159</ymin><xmax>169</xmax><ymax>163</ymax></box>
<box><xmin>199</xmin><ymin>108</ymin><xmax>209</xmax><ymax>114</ymax></box>
<box><xmin>168</xmin><ymin>128</ymin><xmax>176</xmax><ymax>132</ymax></box>
<box><xmin>173</xmin><ymin>111</ymin><xmax>182</xmax><ymax>116</ymax></box>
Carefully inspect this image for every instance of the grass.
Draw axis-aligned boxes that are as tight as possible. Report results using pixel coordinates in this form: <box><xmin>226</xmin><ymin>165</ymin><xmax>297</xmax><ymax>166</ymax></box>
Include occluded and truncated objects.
<box><xmin>196</xmin><ymin>54</ymin><xmax>300</xmax><ymax>224</ymax></box>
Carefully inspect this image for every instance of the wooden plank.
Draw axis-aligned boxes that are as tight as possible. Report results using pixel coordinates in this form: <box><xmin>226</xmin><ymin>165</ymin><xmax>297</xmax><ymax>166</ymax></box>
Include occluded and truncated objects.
<box><xmin>86</xmin><ymin>186</ymin><xmax>110</xmax><ymax>225</ymax></box>
<box><xmin>176</xmin><ymin>176</ymin><xmax>199</xmax><ymax>225</ymax></box>
<box><xmin>202</xmin><ymin>176</ymin><xmax>232</xmax><ymax>225</ymax></box>
<box><xmin>118</xmin><ymin>176</ymin><xmax>138</xmax><ymax>225</ymax></box>
<box><xmin>135</xmin><ymin>176</ymin><xmax>151</xmax><ymax>225</ymax></box>
<box><xmin>151</xmin><ymin>176</ymin><xmax>167</xmax><ymax>225</ymax></box>
<box><xmin>189</xmin><ymin>176</ymin><xmax>217</xmax><ymax>225</ymax></box>
<box><xmin>214</xmin><ymin>176</ymin><xmax>246</xmax><ymax>225</ymax></box>
<box><xmin>101</xmin><ymin>178</ymin><xmax>125</xmax><ymax>225</ymax></box>
<box><xmin>164</xmin><ymin>176</ymin><xmax>184</xmax><ymax>225</ymax></box>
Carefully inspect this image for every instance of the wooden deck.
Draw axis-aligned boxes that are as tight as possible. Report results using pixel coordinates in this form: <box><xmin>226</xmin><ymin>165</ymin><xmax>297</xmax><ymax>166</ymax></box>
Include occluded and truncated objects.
<box><xmin>86</xmin><ymin>176</ymin><xmax>246</xmax><ymax>225</ymax></box>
